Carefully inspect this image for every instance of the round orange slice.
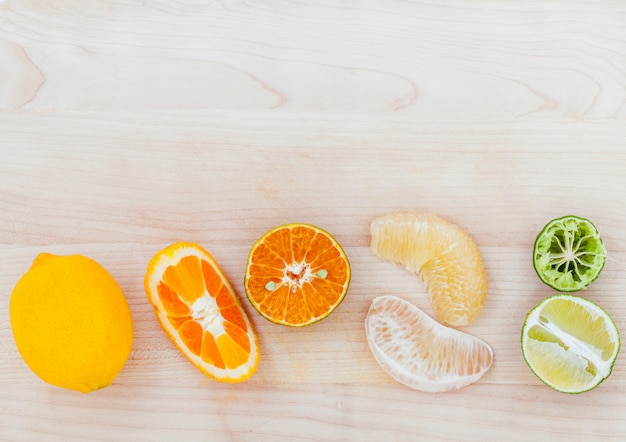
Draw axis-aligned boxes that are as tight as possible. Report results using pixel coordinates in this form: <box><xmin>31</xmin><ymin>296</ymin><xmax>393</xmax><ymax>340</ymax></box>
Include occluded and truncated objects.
<box><xmin>144</xmin><ymin>242</ymin><xmax>259</xmax><ymax>383</ymax></box>
<box><xmin>244</xmin><ymin>223</ymin><xmax>351</xmax><ymax>327</ymax></box>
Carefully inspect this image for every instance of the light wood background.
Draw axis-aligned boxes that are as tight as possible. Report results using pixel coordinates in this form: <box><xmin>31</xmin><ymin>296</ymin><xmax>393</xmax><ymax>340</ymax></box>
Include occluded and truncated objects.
<box><xmin>1</xmin><ymin>1</ymin><xmax>626</xmax><ymax>440</ymax></box>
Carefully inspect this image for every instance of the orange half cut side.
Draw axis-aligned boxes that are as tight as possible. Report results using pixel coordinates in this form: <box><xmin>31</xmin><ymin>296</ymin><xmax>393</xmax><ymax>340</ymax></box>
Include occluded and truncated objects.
<box><xmin>145</xmin><ymin>242</ymin><xmax>259</xmax><ymax>383</ymax></box>
<box><xmin>244</xmin><ymin>223</ymin><xmax>351</xmax><ymax>327</ymax></box>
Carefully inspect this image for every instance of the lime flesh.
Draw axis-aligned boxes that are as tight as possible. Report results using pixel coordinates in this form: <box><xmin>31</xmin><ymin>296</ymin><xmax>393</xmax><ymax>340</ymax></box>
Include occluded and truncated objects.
<box><xmin>533</xmin><ymin>216</ymin><xmax>606</xmax><ymax>292</ymax></box>
<box><xmin>521</xmin><ymin>294</ymin><xmax>619</xmax><ymax>393</ymax></box>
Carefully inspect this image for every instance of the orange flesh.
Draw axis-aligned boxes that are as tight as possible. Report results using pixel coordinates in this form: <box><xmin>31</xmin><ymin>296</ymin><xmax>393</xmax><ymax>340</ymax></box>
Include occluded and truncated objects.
<box><xmin>246</xmin><ymin>225</ymin><xmax>350</xmax><ymax>325</ymax></box>
<box><xmin>157</xmin><ymin>254</ymin><xmax>250</xmax><ymax>369</ymax></box>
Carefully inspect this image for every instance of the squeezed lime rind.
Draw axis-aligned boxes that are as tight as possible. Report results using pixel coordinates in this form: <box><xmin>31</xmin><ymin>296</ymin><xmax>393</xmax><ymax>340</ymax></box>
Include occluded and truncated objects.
<box><xmin>532</xmin><ymin>215</ymin><xmax>606</xmax><ymax>292</ymax></box>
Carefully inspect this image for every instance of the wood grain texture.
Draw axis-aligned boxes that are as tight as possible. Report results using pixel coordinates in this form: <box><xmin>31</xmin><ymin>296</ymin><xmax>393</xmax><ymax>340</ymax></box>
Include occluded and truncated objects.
<box><xmin>1</xmin><ymin>0</ymin><xmax>626</xmax><ymax>441</ymax></box>
<box><xmin>0</xmin><ymin>0</ymin><xmax>625</xmax><ymax>117</ymax></box>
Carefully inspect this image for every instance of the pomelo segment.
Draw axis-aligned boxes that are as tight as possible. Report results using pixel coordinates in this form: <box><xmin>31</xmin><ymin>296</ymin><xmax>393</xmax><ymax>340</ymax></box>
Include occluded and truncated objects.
<box><xmin>370</xmin><ymin>212</ymin><xmax>487</xmax><ymax>326</ymax></box>
<box><xmin>366</xmin><ymin>295</ymin><xmax>493</xmax><ymax>392</ymax></box>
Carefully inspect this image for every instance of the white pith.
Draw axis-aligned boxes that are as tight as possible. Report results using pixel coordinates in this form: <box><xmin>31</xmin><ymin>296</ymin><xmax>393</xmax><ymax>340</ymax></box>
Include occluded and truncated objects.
<box><xmin>548</xmin><ymin>232</ymin><xmax>598</xmax><ymax>277</ymax></box>
<box><xmin>190</xmin><ymin>294</ymin><xmax>224</xmax><ymax>335</ymax></box>
<box><xmin>264</xmin><ymin>261</ymin><xmax>327</xmax><ymax>293</ymax></box>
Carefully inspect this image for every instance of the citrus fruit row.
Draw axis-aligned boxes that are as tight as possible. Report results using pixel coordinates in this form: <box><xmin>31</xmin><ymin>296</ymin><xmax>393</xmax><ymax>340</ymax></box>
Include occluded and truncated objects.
<box><xmin>522</xmin><ymin>215</ymin><xmax>619</xmax><ymax>394</ymax></box>
<box><xmin>8</xmin><ymin>213</ymin><xmax>620</xmax><ymax>396</ymax></box>
<box><xmin>6</xmin><ymin>214</ymin><xmax>498</xmax><ymax>394</ymax></box>
<box><xmin>9</xmin><ymin>223</ymin><xmax>352</xmax><ymax>391</ymax></box>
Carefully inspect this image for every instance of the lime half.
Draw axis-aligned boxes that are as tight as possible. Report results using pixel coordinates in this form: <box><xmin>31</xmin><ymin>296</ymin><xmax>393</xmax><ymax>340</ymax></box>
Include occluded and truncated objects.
<box><xmin>533</xmin><ymin>216</ymin><xmax>606</xmax><ymax>292</ymax></box>
<box><xmin>521</xmin><ymin>294</ymin><xmax>619</xmax><ymax>394</ymax></box>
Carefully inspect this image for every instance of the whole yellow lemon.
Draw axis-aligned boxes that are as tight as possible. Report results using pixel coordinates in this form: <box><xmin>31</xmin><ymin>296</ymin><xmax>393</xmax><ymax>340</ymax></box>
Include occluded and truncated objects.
<box><xmin>10</xmin><ymin>253</ymin><xmax>134</xmax><ymax>393</ymax></box>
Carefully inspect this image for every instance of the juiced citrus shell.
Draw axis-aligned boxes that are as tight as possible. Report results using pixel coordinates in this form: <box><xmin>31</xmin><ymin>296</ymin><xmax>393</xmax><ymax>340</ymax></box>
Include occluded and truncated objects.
<box><xmin>533</xmin><ymin>215</ymin><xmax>606</xmax><ymax>292</ymax></box>
<box><xmin>366</xmin><ymin>295</ymin><xmax>493</xmax><ymax>392</ymax></box>
<box><xmin>521</xmin><ymin>294</ymin><xmax>619</xmax><ymax>394</ymax></box>
<box><xmin>370</xmin><ymin>212</ymin><xmax>487</xmax><ymax>327</ymax></box>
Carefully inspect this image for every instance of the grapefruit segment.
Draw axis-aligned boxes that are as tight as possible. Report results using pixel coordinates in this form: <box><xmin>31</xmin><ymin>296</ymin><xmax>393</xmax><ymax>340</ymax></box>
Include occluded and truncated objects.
<box><xmin>365</xmin><ymin>295</ymin><xmax>493</xmax><ymax>392</ymax></box>
<box><xmin>370</xmin><ymin>212</ymin><xmax>487</xmax><ymax>326</ymax></box>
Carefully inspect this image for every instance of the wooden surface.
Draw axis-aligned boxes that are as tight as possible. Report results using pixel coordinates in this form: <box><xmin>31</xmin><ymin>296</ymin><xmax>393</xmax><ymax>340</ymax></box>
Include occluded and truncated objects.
<box><xmin>2</xmin><ymin>1</ymin><xmax>626</xmax><ymax>440</ymax></box>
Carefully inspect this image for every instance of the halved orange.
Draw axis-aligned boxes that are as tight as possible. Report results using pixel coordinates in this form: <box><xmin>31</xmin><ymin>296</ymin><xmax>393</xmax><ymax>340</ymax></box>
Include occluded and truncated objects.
<box><xmin>244</xmin><ymin>223</ymin><xmax>351</xmax><ymax>327</ymax></box>
<box><xmin>144</xmin><ymin>242</ymin><xmax>259</xmax><ymax>383</ymax></box>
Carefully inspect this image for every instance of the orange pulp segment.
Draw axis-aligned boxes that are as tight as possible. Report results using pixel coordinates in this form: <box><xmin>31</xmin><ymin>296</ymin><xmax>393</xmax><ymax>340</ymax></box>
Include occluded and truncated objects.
<box><xmin>144</xmin><ymin>242</ymin><xmax>259</xmax><ymax>383</ymax></box>
<box><xmin>244</xmin><ymin>223</ymin><xmax>351</xmax><ymax>327</ymax></box>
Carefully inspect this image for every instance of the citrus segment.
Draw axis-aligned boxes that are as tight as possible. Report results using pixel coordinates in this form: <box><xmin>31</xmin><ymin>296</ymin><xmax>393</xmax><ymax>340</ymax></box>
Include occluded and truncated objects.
<box><xmin>533</xmin><ymin>216</ymin><xmax>606</xmax><ymax>292</ymax></box>
<box><xmin>521</xmin><ymin>294</ymin><xmax>619</xmax><ymax>393</ymax></box>
<box><xmin>145</xmin><ymin>242</ymin><xmax>259</xmax><ymax>383</ymax></box>
<box><xmin>244</xmin><ymin>223</ymin><xmax>351</xmax><ymax>327</ymax></box>
<box><xmin>365</xmin><ymin>296</ymin><xmax>493</xmax><ymax>392</ymax></box>
<box><xmin>10</xmin><ymin>253</ymin><xmax>133</xmax><ymax>393</ymax></box>
<box><xmin>370</xmin><ymin>212</ymin><xmax>487</xmax><ymax>326</ymax></box>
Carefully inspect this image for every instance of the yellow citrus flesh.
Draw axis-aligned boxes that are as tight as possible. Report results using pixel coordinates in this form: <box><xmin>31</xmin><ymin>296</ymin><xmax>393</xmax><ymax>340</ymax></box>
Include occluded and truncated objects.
<box><xmin>10</xmin><ymin>253</ymin><xmax>134</xmax><ymax>393</ymax></box>
<box><xmin>370</xmin><ymin>212</ymin><xmax>487</xmax><ymax>327</ymax></box>
<box><xmin>145</xmin><ymin>242</ymin><xmax>259</xmax><ymax>383</ymax></box>
<box><xmin>244</xmin><ymin>223</ymin><xmax>351</xmax><ymax>327</ymax></box>
<box><xmin>366</xmin><ymin>295</ymin><xmax>493</xmax><ymax>392</ymax></box>
<box><xmin>521</xmin><ymin>294</ymin><xmax>620</xmax><ymax>393</ymax></box>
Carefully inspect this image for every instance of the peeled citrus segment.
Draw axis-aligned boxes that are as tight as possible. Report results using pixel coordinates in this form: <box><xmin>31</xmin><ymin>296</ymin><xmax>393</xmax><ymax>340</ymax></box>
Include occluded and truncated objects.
<box><xmin>244</xmin><ymin>223</ymin><xmax>351</xmax><ymax>327</ymax></box>
<box><xmin>365</xmin><ymin>296</ymin><xmax>493</xmax><ymax>392</ymax></box>
<box><xmin>370</xmin><ymin>212</ymin><xmax>487</xmax><ymax>326</ymax></box>
<box><xmin>533</xmin><ymin>216</ymin><xmax>606</xmax><ymax>292</ymax></box>
<box><xmin>521</xmin><ymin>294</ymin><xmax>619</xmax><ymax>394</ymax></box>
<box><xmin>144</xmin><ymin>242</ymin><xmax>259</xmax><ymax>383</ymax></box>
